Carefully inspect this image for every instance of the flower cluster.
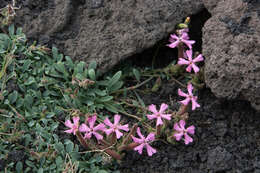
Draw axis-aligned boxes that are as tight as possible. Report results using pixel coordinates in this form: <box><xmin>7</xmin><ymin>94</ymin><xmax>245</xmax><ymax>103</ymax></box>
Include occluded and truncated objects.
<box><xmin>167</xmin><ymin>28</ymin><xmax>204</xmax><ymax>74</ymax></box>
<box><xmin>65</xmin><ymin>114</ymin><xmax>129</xmax><ymax>141</ymax></box>
<box><xmin>64</xmin><ymin>18</ymin><xmax>201</xmax><ymax>160</ymax></box>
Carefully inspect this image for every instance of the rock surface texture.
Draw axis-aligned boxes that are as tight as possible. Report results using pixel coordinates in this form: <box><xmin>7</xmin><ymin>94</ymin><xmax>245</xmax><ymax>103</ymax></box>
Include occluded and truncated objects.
<box><xmin>14</xmin><ymin>0</ymin><xmax>204</xmax><ymax>71</ymax></box>
<box><xmin>202</xmin><ymin>0</ymin><xmax>260</xmax><ymax>111</ymax></box>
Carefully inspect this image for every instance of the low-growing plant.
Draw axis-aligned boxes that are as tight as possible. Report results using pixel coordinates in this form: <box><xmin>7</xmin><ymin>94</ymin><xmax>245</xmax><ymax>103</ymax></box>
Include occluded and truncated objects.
<box><xmin>63</xmin><ymin>17</ymin><xmax>205</xmax><ymax>159</ymax></box>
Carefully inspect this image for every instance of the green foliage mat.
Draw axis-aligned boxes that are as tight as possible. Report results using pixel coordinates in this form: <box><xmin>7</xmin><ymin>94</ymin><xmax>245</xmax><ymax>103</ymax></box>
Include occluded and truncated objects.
<box><xmin>0</xmin><ymin>25</ymin><xmax>122</xmax><ymax>172</ymax></box>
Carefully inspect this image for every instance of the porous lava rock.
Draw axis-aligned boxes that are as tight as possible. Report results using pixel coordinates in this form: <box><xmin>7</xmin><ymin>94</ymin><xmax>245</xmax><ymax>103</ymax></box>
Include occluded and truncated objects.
<box><xmin>14</xmin><ymin>0</ymin><xmax>204</xmax><ymax>71</ymax></box>
<box><xmin>202</xmin><ymin>0</ymin><xmax>260</xmax><ymax>111</ymax></box>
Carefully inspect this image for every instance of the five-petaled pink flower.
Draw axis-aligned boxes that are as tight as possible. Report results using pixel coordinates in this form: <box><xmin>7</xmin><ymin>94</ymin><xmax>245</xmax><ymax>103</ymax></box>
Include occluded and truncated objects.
<box><xmin>167</xmin><ymin>32</ymin><xmax>195</xmax><ymax>49</ymax></box>
<box><xmin>79</xmin><ymin>115</ymin><xmax>106</xmax><ymax>140</ymax></box>
<box><xmin>178</xmin><ymin>50</ymin><xmax>204</xmax><ymax>73</ymax></box>
<box><xmin>131</xmin><ymin>127</ymin><xmax>157</xmax><ymax>156</ymax></box>
<box><xmin>147</xmin><ymin>103</ymin><xmax>171</xmax><ymax>126</ymax></box>
<box><xmin>174</xmin><ymin>120</ymin><xmax>195</xmax><ymax>145</ymax></box>
<box><xmin>64</xmin><ymin>116</ymin><xmax>80</xmax><ymax>135</ymax></box>
<box><xmin>178</xmin><ymin>83</ymin><xmax>200</xmax><ymax>110</ymax></box>
<box><xmin>104</xmin><ymin>114</ymin><xmax>129</xmax><ymax>139</ymax></box>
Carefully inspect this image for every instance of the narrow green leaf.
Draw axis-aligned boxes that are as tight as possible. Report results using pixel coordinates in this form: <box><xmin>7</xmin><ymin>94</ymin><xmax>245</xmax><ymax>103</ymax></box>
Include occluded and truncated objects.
<box><xmin>16</xmin><ymin>161</ymin><xmax>23</xmax><ymax>173</ymax></box>
<box><xmin>133</xmin><ymin>68</ymin><xmax>141</xmax><ymax>82</ymax></box>
<box><xmin>8</xmin><ymin>91</ymin><xmax>18</xmax><ymax>104</ymax></box>
<box><xmin>88</xmin><ymin>69</ymin><xmax>96</xmax><ymax>80</ymax></box>
<box><xmin>108</xmin><ymin>71</ymin><xmax>122</xmax><ymax>88</ymax></box>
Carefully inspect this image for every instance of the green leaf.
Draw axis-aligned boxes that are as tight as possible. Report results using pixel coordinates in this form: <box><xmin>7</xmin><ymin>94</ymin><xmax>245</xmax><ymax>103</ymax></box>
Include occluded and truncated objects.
<box><xmin>88</xmin><ymin>61</ymin><xmax>97</xmax><ymax>69</ymax></box>
<box><xmin>108</xmin><ymin>71</ymin><xmax>122</xmax><ymax>89</ymax></box>
<box><xmin>37</xmin><ymin>168</ymin><xmax>43</xmax><ymax>173</ymax></box>
<box><xmin>88</xmin><ymin>69</ymin><xmax>96</xmax><ymax>80</ymax></box>
<box><xmin>22</xmin><ymin>59</ymin><xmax>32</xmax><ymax>72</ymax></box>
<box><xmin>16</xmin><ymin>161</ymin><xmax>23</xmax><ymax>173</ymax></box>
<box><xmin>65</xmin><ymin>56</ymin><xmax>74</xmax><ymax>69</ymax></box>
<box><xmin>108</xmin><ymin>81</ymin><xmax>123</xmax><ymax>92</ymax></box>
<box><xmin>24</xmin><ymin>76</ymin><xmax>36</xmax><ymax>85</ymax></box>
<box><xmin>55</xmin><ymin>156</ymin><xmax>63</xmax><ymax>167</ymax></box>
<box><xmin>134</xmin><ymin>91</ymin><xmax>145</xmax><ymax>107</ymax></box>
<box><xmin>8</xmin><ymin>90</ymin><xmax>18</xmax><ymax>104</ymax></box>
<box><xmin>104</xmin><ymin>103</ymin><xmax>118</xmax><ymax>113</ymax></box>
<box><xmin>94</xmin><ymin>89</ymin><xmax>107</xmax><ymax>96</ymax></box>
<box><xmin>9</xmin><ymin>24</ymin><xmax>15</xmax><ymax>36</ymax></box>
<box><xmin>65</xmin><ymin>142</ymin><xmax>74</xmax><ymax>153</ymax></box>
<box><xmin>97</xmin><ymin>96</ymin><xmax>113</xmax><ymax>102</ymax></box>
<box><xmin>133</xmin><ymin>68</ymin><xmax>141</xmax><ymax>82</ymax></box>
<box><xmin>52</xmin><ymin>47</ymin><xmax>59</xmax><ymax>60</ymax></box>
<box><xmin>74</xmin><ymin>61</ymin><xmax>85</xmax><ymax>74</ymax></box>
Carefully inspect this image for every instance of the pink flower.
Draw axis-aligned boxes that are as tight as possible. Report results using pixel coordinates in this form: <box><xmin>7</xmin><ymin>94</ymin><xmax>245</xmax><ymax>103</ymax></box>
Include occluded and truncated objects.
<box><xmin>167</xmin><ymin>32</ymin><xmax>195</xmax><ymax>49</ymax></box>
<box><xmin>104</xmin><ymin>114</ymin><xmax>129</xmax><ymax>139</ymax></box>
<box><xmin>79</xmin><ymin>115</ymin><xmax>106</xmax><ymax>140</ymax></box>
<box><xmin>174</xmin><ymin>120</ymin><xmax>195</xmax><ymax>145</ymax></box>
<box><xmin>64</xmin><ymin>116</ymin><xmax>80</xmax><ymax>135</ymax></box>
<box><xmin>178</xmin><ymin>50</ymin><xmax>204</xmax><ymax>73</ymax></box>
<box><xmin>147</xmin><ymin>103</ymin><xmax>171</xmax><ymax>126</ymax></box>
<box><xmin>131</xmin><ymin>127</ymin><xmax>156</xmax><ymax>156</ymax></box>
<box><xmin>178</xmin><ymin>83</ymin><xmax>200</xmax><ymax>110</ymax></box>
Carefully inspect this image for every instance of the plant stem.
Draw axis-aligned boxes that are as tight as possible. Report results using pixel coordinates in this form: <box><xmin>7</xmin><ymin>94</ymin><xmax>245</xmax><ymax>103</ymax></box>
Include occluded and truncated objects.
<box><xmin>111</xmin><ymin>76</ymin><xmax>154</xmax><ymax>94</ymax></box>
<box><xmin>75</xmin><ymin>131</ymin><xmax>90</xmax><ymax>150</ymax></box>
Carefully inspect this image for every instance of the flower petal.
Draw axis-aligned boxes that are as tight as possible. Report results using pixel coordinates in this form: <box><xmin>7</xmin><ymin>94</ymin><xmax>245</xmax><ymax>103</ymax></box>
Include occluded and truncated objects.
<box><xmin>174</xmin><ymin>122</ymin><xmax>182</xmax><ymax>131</ymax></box>
<box><xmin>161</xmin><ymin>114</ymin><xmax>171</xmax><ymax>121</ymax></box>
<box><xmin>87</xmin><ymin>115</ymin><xmax>96</xmax><ymax>128</ymax></box>
<box><xmin>185</xmin><ymin>50</ymin><xmax>193</xmax><ymax>60</ymax></box>
<box><xmin>167</xmin><ymin>40</ymin><xmax>180</xmax><ymax>49</ymax></box>
<box><xmin>182</xmin><ymin>39</ymin><xmax>195</xmax><ymax>49</ymax></box>
<box><xmin>104</xmin><ymin>117</ymin><xmax>113</xmax><ymax>127</ymax></box>
<box><xmin>114</xmin><ymin>114</ymin><xmax>121</xmax><ymax>125</ymax></box>
<box><xmin>118</xmin><ymin>124</ymin><xmax>129</xmax><ymax>132</ymax></box>
<box><xmin>148</xmin><ymin>104</ymin><xmax>158</xmax><ymax>114</ymax></box>
<box><xmin>187</xmin><ymin>125</ymin><xmax>195</xmax><ymax>134</ymax></box>
<box><xmin>136</xmin><ymin>127</ymin><xmax>145</xmax><ymax>139</ymax></box>
<box><xmin>79</xmin><ymin>124</ymin><xmax>90</xmax><ymax>132</ymax></box>
<box><xmin>72</xmin><ymin>116</ymin><xmax>80</xmax><ymax>125</ymax></box>
<box><xmin>134</xmin><ymin>143</ymin><xmax>145</xmax><ymax>155</ymax></box>
<box><xmin>180</xmin><ymin>97</ymin><xmax>191</xmax><ymax>105</ymax></box>
<box><xmin>64</xmin><ymin>129</ymin><xmax>74</xmax><ymax>134</ymax></box>
<box><xmin>178</xmin><ymin>89</ymin><xmax>188</xmax><ymax>97</ymax></box>
<box><xmin>174</xmin><ymin>132</ymin><xmax>183</xmax><ymax>141</ymax></box>
<box><xmin>193</xmin><ymin>54</ymin><xmax>204</xmax><ymax>63</ymax></box>
<box><xmin>170</xmin><ymin>34</ymin><xmax>179</xmax><ymax>40</ymax></box>
<box><xmin>146</xmin><ymin>133</ymin><xmax>155</xmax><ymax>142</ymax></box>
<box><xmin>187</xmin><ymin>83</ymin><xmax>193</xmax><ymax>96</ymax></box>
<box><xmin>159</xmin><ymin>103</ymin><xmax>168</xmax><ymax>113</ymax></box>
<box><xmin>131</xmin><ymin>135</ymin><xmax>143</xmax><ymax>143</ymax></box>
<box><xmin>156</xmin><ymin>117</ymin><xmax>163</xmax><ymax>126</ymax></box>
<box><xmin>93</xmin><ymin>123</ymin><xmax>106</xmax><ymax>132</ymax></box>
<box><xmin>146</xmin><ymin>144</ymin><xmax>157</xmax><ymax>156</ymax></box>
<box><xmin>93</xmin><ymin>132</ymin><xmax>103</xmax><ymax>140</ymax></box>
<box><xmin>105</xmin><ymin>128</ymin><xmax>114</xmax><ymax>136</ymax></box>
<box><xmin>184</xmin><ymin>133</ymin><xmax>193</xmax><ymax>145</ymax></box>
<box><xmin>191</xmin><ymin>97</ymin><xmax>200</xmax><ymax>110</ymax></box>
<box><xmin>181</xmin><ymin>32</ymin><xmax>189</xmax><ymax>40</ymax></box>
<box><xmin>84</xmin><ymin>132</ymin><xmax>92</xmax><ymax>139</ymax></box>
<box><xmin>115</xmin><ymin>129</ymin><xmax>123</xmax><ymax>139</ymax></box>
<box><xmin>178</xmin><ymin>58</ymin><xmax>189</xmax><ymax>65</ymax></box>
<box><xmin>65</xmin><ymin>120</ymin><xmax>73</xmax><ymax>128</ymax></box>
<box><xmin>179</xmin><ymin>120</ymin><xmax>186</xmax><ymax>129</ymax></box>
<box><xmin>186</xmin><ymin>64</ymin><xmax>192</xmax><ymax>73</ymax></box>
<box><xmin>147</xmin><ymin>114</ymin><xmax>157</xmax><ymax>120</ymax></box>
<box><xmin>191</xmin><ymin>63</ymin><xmax>200</xmax><ymax>73</ymax></box>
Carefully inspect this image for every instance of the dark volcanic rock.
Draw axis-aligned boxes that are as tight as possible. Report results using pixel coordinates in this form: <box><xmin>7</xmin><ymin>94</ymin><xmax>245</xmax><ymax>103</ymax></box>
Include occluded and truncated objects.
<box><xmin>14</xmin><ymin>0</ymin><xmax>204</xmax><ymax>72</ymax></box>
<box><xmin>207</xmin><ymin>146</ymin><xmax>233</xmax><ymax>171</ymax></box>
<box><xmin>202</xmin><ymin>0</ymin><xmax>260</xmax><ymax>111</ymax></box>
